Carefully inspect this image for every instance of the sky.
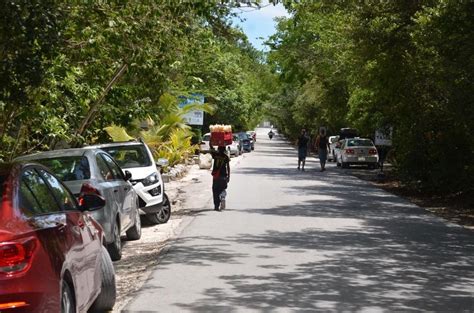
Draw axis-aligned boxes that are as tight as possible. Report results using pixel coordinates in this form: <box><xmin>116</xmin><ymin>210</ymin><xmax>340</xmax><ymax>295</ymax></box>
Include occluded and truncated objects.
<box><xmin>232</xmin><ymin>1</ymin><xmax>290</xmax><ymax>51</ymax></box>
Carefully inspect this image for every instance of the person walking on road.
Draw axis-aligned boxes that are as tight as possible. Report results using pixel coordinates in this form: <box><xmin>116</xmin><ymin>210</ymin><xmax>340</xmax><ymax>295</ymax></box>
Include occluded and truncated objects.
<box><xmin>315</xmin><ymin>130</ymin><xmax>330</xmax><ymax>172</ymax></box>
<box><xmin>297</xmin><ymin>129</ymin><xmax>309</xmax><ymax>171</ymax></box>
<box><xmin>210</xmin><ymin>145</ymin><xmax>230</xmax><ymax>211</ymax></box>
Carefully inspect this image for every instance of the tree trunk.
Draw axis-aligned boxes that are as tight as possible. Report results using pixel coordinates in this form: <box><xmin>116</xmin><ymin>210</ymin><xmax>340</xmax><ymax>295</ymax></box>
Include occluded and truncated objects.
<box><xmin>73</xmin><ymin>63</ymin><xmax>128</xmax><ymax>146</ymax></box>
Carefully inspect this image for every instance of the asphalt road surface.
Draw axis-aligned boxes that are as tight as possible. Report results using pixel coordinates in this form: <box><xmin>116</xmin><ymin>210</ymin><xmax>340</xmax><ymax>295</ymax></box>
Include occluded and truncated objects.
<box><xmin>124</xmin><ymin>128</ymin><xmax>474</xmax><ymax>312</ymax></box>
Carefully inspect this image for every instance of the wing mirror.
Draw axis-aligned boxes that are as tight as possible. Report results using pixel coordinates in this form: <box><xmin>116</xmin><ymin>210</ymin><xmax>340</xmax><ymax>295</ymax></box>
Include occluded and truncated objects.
<box><xmin>78</xmin><ymin>194</ymin><xmax>106</xmax><ymax>211</ymax></box>
<box><xmin>123</xmin><ymin>170</ymin><xmax>132</xmax><ymax>181</ymax></box>
<box><xmin>156</xmin><ymin>158</ymin><xmax>169</xmax><ymax>168</ymax></box>
<box><xmin>156</xmin><ymin>158</ymin><xmax>169</xmax><ymax>174</ymax></box>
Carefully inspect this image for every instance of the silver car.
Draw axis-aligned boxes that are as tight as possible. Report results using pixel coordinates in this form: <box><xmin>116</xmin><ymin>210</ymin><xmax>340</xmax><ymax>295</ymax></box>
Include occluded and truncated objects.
<box><xmin>15</xmin><ymin>147</ymin><xmax>141</xmax><ymax>261</ymax></box>
<box><xmin>336</xmin><ymin>138</ymin><xmax>379</xmax><ymax>169</ymax></box>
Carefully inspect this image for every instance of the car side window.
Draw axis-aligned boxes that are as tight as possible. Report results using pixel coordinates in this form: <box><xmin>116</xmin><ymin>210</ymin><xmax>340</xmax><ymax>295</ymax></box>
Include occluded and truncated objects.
<box><xmin>19</xmin><ymin>169</ymin><xmax>61</xmax><ymax>216</ymax></box>
<box><xmin>96</xmin><ymin>154</ymin><xmax>114</xmax><ymax>181</ymax></box>
<box><xmin>38</xmin><ymin>169</ymin><xmax>77</xmax><ymax>211</ymax></box>
<box><xmin>100</xmin><ymin>153</ymin><xmax>123</xmax><ymax>180</ymax></box>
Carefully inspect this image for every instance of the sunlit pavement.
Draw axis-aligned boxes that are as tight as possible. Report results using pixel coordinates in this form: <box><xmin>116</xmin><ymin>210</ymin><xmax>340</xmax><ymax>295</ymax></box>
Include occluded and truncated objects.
<box><xmin>124</xmin><ymin>128</ymin><xmax>474</xmax><ymax>312</ymax></box>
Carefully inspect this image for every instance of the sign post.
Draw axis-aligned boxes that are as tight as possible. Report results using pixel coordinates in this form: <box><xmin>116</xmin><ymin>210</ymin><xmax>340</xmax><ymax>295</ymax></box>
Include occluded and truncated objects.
<box><xmin>178</xmin><ymin>94</ymin><xmax>205</xmax><ymax>126</ymax></box>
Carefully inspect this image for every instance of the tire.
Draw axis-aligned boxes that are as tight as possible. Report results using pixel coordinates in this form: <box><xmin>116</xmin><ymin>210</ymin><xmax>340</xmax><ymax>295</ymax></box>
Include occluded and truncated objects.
<box><xmin>146</xmin><ymin>193</ymin><xmax>171</xmax><ymax>224</ymax></box>
<box><xmin>126</xmin><ymin>207</ymin><xmax>142</xmax><ymax>240</ymax></box>
<box><xmin>89</xmin><ymin>246</ymin><xmax>116</xmax><ymax>312</ymax></box>
<box><xmin>61</xmin><ymin>280</ymin><xmax>76</xmax><ymax>313</ymax></box>
<box><xmin>107</xmin><ymin>221</ymin><xmax>122</xmax><ymax>261</ymax></box>
<box><xmin>342</xmin><ymin>162</ymin><xmax>349</xmax><ymax>169</ymax></box>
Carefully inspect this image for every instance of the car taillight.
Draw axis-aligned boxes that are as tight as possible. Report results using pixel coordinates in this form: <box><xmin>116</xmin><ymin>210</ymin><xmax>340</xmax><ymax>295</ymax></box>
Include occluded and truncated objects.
<box><xmin>345</xmin><ymin>148</ymin><xmax>355</xmax><ymax>154</ymax></box>
<box><xmin>0</xmin><ymin>302</ymin><xmax>29</xmax><ymax>310</ymax></box>
<box><xmin>79</xmin><ymin>183</ymin><xmax>102</xmax><ymax>206</ymax></box>
<box><xmin>0</xmin><ymin>237</ymin><xmax>37</xmax><ymax>276</ymax></box>
<box><xmin>369</xmin><ymin>148</ymin><xmax>378</xmax><ymax>155</ymax></box>
<box><xmin>80</xmin><ymin>183</ymin><xmax>101</xmax><ymax>196</ymax></box>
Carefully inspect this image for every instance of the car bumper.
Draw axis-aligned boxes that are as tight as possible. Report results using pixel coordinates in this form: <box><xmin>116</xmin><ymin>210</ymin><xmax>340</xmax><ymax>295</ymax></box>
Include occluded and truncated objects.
<box><xmin>133</xmin><ymin>183</ymin><xmax>163</xmax><ymax>208</ymax></box>
<box><xmin>343</xmin><ymin>156</ymin><xmax>378</xmax><ymax>164</ymax></box>
<box><xmin>0</xmin><ymin>257</ymin><xmax>59</xmax><ymax>312</ymax></box>
<box><xmin>139</xmin><ymin>201</ymin><xmax>163</xmax><ymax>214</ymax></box>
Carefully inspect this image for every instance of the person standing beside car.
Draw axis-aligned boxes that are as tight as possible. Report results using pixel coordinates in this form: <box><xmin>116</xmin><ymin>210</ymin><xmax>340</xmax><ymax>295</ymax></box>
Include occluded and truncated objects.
<box><xmin>315</xmin><ymin>130</ymin><xmax>330</xmax><ymax>172</ymax></box>
<box><xmin>210</xmin><ymin>145</ymin><xmax>230</xmax><ymax>211</ymax></box>
<box><xmin>297</xmin><ymin>129</ymin><xmax>309</xmax><ymax>171</ymax></box>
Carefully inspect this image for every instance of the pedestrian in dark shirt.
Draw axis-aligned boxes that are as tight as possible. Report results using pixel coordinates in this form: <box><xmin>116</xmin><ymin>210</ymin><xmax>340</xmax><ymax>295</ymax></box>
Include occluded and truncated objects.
<box><xmin>297</xmin><ymin>129</ymin><xmax>309</xmax><ymax>171</ymax></box>
<box><xmin>315</xmin><ymin>130</ymin><xmax>330</xmax><ymax>172</ymax></box>
<box><xmin>210</xmin><ymin>145</ymin><xmax>230</xmax><ymax>211</ymax></box>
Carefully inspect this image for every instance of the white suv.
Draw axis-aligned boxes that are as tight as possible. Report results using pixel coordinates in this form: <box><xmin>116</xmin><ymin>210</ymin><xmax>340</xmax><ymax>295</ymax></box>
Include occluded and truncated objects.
<box><xmin>95</xmin><ymin>141</ymin><xmax>171</xmax><ymax>225</ymax></box>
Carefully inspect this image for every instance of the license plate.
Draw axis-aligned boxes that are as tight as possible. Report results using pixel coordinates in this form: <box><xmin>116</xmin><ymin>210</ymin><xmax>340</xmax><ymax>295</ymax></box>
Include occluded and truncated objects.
<box><xmin>358</xmin><ymin>157</ymin><xmax>366</xmax><ymax>161</ymax></box>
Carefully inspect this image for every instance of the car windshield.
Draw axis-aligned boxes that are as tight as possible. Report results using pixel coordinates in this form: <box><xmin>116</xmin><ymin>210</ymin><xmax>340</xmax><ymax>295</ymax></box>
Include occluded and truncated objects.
<box><xmin>330</xmin><ymin>137</ymin><xmax>339</xmax><ymax>143</ymax></box>
<box><xmin>36</xmin><ymin>156</ymin><xmax>91</xmax><ymax>181</ymax></box>
<box><xmin>102</xmin><ymin>145</ymin><xmax>151</xmax><ymax>168</ymax></box>
<box><xmin>346</xmin><ymin>139</ymin><xmax>374</xmax><ymax>147</ymax></box>
<box><xmin>202</xmin><ymin>135</ymin><xmax>210</xmax><ymax>141</ymax></box>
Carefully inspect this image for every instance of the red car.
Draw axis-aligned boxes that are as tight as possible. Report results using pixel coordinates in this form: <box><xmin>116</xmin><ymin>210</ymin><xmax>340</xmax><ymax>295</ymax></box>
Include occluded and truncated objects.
<box><xmin>0</xmin><ymin>162</ymin><xmax>116</xmax><ymax>312</ymax></box>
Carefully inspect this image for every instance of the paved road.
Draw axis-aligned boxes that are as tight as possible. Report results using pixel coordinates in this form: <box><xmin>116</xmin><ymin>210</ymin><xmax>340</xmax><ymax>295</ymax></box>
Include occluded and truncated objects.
<box><xmin>124</xmin><ymin>128</ymin><xmax>474</xmax><ymax>312</ymax></box>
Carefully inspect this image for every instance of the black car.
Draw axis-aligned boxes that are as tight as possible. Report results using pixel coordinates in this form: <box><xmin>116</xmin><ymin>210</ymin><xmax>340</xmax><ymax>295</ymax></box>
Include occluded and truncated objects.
<box><xmin>236</xmin><ymin>132</ymin><xmax>252</xmax><ymax>152</ymax></box>
<box><xmin>339</xmin><ymin>128</ymin><xmax>358</xmax><ymax>140</ymax></box>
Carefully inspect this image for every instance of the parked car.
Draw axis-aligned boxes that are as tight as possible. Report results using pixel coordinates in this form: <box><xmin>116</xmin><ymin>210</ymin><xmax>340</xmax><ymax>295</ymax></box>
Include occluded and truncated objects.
<box><xmin>237</xmin><ymin>132</ymin><xmax>252</xmax><ymax>152</ymax></box>
<box><xmin>247</xmin><ymin>130</ymin><xmax>256</xmax><ymax>142</ymax></box>
<box><xmin>328</xmin><ymin>135</ymin><xmax>340</xmax><ymax>162</ymax></box>
<box><xmin>336</xmin><ymin>138</ymin><xmax>379</xmax><ymax>169</ymax></box>
<box><xmin>95</xmin><ymin>141</ymin><xmax>171</xmax><ymax>226</ymax></box>
<box><xmin>0</xmin><ymin>162</ymin><xmax>116</xmax><ymax>312</ymax></box>
<box><xmin>200</xmin><ymin>133</ymin><xmax>211</xmax><ymax>153</ymax></box>
<box><xmin>15</xmin><ymin>148</ymin><xmax>141</xmax><ymax>261</ymax></box>
<box><xmin>227</xmin><ymin>135</ymin><xmax>241</xmax><ymax>157</ymax></box>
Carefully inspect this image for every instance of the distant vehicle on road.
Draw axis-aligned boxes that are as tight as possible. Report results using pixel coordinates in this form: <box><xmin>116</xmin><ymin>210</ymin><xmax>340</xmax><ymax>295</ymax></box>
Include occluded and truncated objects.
<box><xmin>0</xmin><ymin>162</ymin><xmax>116</xmax><ymax>312</ymax></box>
<box><xmin>339</xmin><ymin>128</ymin><xmax>358</xmax><ymax>140</ymax></box>
<box><xmin>96</xmin><ymin>141</ymin><xmax>171</xmax><ymax>226</ymax></box>
<box><xmin>336</xmin><ymin>138</ymin><xmax>379</xmax><ymax>169</ymax></box>
<box><xmin>247</xmin><ymin>131</ymin><xmax>256</xmax><ymax>142</ymax></box>
<box><xmin>15</xmin><ymin>147</ymin><xmax>141</xmax><ymax>261</ymax></box>
<box><xmin>228</xmin><ymin>135</ymin><xmax>242</xmax><ymax>156</ymax></box>
<box><xmin>237</xmin><ymin>132</ymin><xmax>253</xmax><ymax>152</ymax></box>
<box><xmin>200</xmin><ymin>133</ymin><xmax>211</xmax><ymax>153</ymax></box>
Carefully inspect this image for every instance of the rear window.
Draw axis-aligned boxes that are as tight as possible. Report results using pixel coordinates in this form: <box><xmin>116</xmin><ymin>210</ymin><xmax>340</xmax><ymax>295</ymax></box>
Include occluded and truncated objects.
<box><xmin>36</xmin><ymin>156</ymin><xmax>91</xmax><ymax>181</ymax></box>
<box><xmin>346</xmin><ymin>139</ymin><xmax>374</xmax><ymax>147</ymax></box>
<box><xmin>202</xmin><ymin>135</ymin><xmax>210</xmax><ymax>141</ymax></box>
<box><xmin>101</xmin><ymin>145</ymin><xmax>152</xmax><ymax>168</ymax></box>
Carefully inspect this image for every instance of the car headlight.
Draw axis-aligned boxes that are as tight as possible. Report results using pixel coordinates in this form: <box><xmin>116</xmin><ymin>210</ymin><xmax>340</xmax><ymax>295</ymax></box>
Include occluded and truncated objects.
<box><xmin>142</xmin><ymin>172</ymin><xmax>159</xmax><ymax>186</ymax></box>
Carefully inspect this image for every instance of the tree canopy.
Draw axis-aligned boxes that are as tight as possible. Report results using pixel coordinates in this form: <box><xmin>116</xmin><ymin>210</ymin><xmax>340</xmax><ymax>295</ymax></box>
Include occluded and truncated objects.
<box><xmin>266</xmin><ymin>0</ymin><xmax>473</xmax><ymax>194</ymax></box>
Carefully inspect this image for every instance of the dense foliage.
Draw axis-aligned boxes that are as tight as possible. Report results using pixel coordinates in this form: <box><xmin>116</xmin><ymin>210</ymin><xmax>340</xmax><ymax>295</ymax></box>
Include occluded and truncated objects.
<box><xmin>266</xmin><ymin>0</ymin><xmax>473</xmax><ymax>194</ymax></box>
<box><xmin>0</xmin><ymin>1</ymin><xmax>270</xmax><ymax>162</ymax></box>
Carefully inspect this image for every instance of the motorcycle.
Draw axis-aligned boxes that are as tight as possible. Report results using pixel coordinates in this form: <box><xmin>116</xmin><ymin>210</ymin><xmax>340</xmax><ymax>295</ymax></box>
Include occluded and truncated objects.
<box><xmin>268</xmin><ymin>131</ymin><xmax>274</xmax><ymax>140</ymax></box>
